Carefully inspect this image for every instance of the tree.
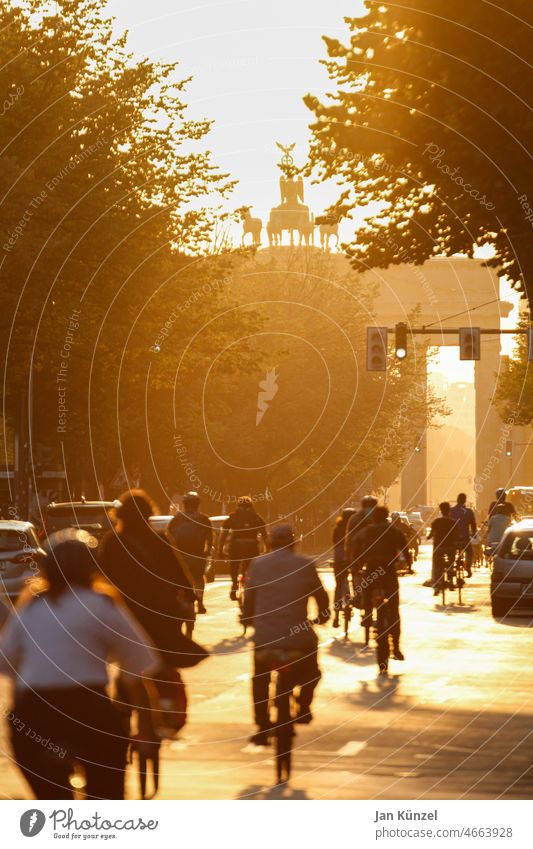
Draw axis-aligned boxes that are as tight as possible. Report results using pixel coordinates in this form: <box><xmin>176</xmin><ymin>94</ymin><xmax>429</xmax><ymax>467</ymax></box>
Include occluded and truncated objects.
<box><xmin>0</xmin><ymin>0</ymin><xmax>255</xmax><ymax>499</ymax></box>
<box><xmin>201</xmin><ymin>250</ymin><xmax>446</xmax><ymax>521</ymax></box>
<box><xmin>304</xmin><ymin>2</ymin><xmax>533</xmax><ymax>302</ymax></box>
<box><xmin>495</xmin><ymin>327</ymin><xmax>533</xmax><ymax>424</ymax></box>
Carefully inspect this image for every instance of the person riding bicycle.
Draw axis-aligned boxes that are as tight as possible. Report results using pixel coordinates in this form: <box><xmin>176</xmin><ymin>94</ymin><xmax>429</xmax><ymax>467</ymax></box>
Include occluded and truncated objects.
<box><xmin>390</xmin><ymin>512</ymin><xmax>415</xmax><ymax>573</ymax></box>
<box><xmin>218</xmin><ymin>496</ymin><xmax>268</xmax><ymax>601</ymax></box>
<box><xmin>345</xmin><ymin>495</ymin><xmax>378</xmax><ymax>607</ymax></box>
<box><xmin>428</xmin><ymin>502</ymin><xmax>459</xmax><ymax>596</ymax></box>
<box><xmin>168</xmin><ymin>491</ymin><xmax>213</xmax><ymax>615</ymax></box>
<box><xmin>488</xmin><ymin>488</ymin><xmax>518</xmax><ymax>520</ymax></box>
<box><xmin>242</xmin><ymin>523</ymin><xmax>330</xmax><ymax>745</ymax></box>
<box><xmin>352</xmin><ymin>506</ymin><xmax>406</xmax><ymax>673</ymax></box>
<box><xmin>486</xmin><ymin>504</ymin><xmax>512</xmax><ymax>555</ymax></box>
<box><xmin>331</xmin><ymin>507</ymin><xmax>356</xmax><ymax>627</ymax></box>
<box><xmin>450</xmin><ymin>493</ymin><xmax>477</xmax><ymax>577</ymax></box>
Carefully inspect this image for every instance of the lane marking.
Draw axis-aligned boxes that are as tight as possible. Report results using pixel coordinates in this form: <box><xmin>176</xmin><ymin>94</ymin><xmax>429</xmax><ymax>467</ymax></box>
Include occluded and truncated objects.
<box><xmin>337</xmin><ymin>741</ymin><xmax>367</xmax><ymax>757</ymax></box>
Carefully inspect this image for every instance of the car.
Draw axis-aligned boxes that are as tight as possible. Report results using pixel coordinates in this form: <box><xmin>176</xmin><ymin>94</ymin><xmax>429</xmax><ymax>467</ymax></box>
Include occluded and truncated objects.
<box><xmin>490</xmin><ymin>519</ymin><xmax>533</xmax><ymax>617</ymax></box>
<box><xmin>0</xmin><ymin>520</ymin><xmax>46</xmax><ymax>600</ymax></box>
<box><xmin>43</xmin><ymin>499</ymin><xmax>120</xmax><ymax>540</ymax></box>
<box><xmin>406</xmin><ymin>511</ymin><xmax>425</xmax><ymax>539</ymax></box>
<box><xmin>148</xmin><ymin>514</ymin><xmax>174</xmax><ymax>535</ymax></box>
<box><xmin>149</xmin><ymin>514</ymin><xmax>230</xmax><ymax>575</ymax></box>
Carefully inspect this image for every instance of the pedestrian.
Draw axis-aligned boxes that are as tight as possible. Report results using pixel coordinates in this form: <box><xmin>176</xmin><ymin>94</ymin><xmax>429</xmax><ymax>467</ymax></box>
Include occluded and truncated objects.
<box><xmin>98</xmin><ymin>489</ymin><xmax>208</xmax><ymax>670</ymax></box>
<box><xmin>168</xmin><ymin>491</ymin><xmax>213</xmax><ymax>615</ymax></box>
<box><xmin>450</xmin><ymin>493</ymin><xmax>477</xmax><ymax>577</ymax></box>
<box><xmin>0</xmin><ymin>529</ymin><xmax>158</xmax><ymax>799</ymax></box>
<box><xmin>242</xmin><ymin>523</ymin><xmax>330</xmax><ymax>744</ymax></box>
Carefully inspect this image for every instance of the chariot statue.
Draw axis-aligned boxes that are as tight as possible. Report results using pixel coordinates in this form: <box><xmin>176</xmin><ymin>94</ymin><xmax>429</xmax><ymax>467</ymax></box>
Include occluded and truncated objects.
<box><xmin>266</xmin><ymin>143</ymin><xmax>314</xmax><ymax>247</ymax></box>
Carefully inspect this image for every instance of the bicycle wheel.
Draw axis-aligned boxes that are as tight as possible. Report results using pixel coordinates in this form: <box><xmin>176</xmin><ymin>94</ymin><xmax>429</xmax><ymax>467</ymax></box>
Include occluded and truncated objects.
<box><xmin>275</xmin><ymin>672</ymin><xmax>293</xmax><ymax>784</ymax></box>
<box><xmin>375</xmin><ymin>598</ymin><xmax>390</xmax><ymax>674</ymax></box>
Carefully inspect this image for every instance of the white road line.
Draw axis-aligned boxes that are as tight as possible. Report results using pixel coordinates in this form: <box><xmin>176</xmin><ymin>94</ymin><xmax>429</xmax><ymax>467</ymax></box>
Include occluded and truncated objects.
<box><xmin>337</xmin><ymin>741</ymin><xmax>367</xmax><ymax>757</ymax></box>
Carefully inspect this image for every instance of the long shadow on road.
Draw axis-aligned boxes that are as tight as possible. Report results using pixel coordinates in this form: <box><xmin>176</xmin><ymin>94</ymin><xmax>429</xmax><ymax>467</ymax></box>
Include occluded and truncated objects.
<box><xmin>237</xmin><ymin>783</ymin><xmax>311</xmax><ymax>800</ymax></box>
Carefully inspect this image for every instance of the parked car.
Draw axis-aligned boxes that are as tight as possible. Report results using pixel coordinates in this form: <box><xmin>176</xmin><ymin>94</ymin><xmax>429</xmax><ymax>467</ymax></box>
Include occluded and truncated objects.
<box><xmin>43</xmin><ymin>499</ymin><xmax>119</xmax><ymax>540</ymax></box>
<box><xmin>149</xmin><ymin>514</ymin><xmax>230</xmax><ymax>575</ymax></box>
<box><xmin>0</xmin><ymin>520</ymin><xmax>46</xmax><ymax>600</ymax></box>
<box><xmin>490</xmin><ymin>519</ymin><xmax>533</xmax><ymax>617</ymax></box>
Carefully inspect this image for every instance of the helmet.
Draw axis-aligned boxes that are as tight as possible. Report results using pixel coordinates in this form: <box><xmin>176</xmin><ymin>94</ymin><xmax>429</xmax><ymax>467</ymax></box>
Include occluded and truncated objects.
<box><xmin>362</xmin><ymin>495</ymin><xmax>378</xmax><ymax>509</ymax></box>
<box><xmin>391</xmin><ymin>511</ymin><xmax>400</xmax><ymax>519</ymax></box>
<box><xmin>183</xmin><ymin>491</ymin><xmax>200</xmax><ymax>509</ymax></box>
<box><xmin>270</xmin><ymin>523</ymin><xmax>295</xmax><ymax>548</ymax></box>
<box><xmin>341</xmin><ymin>507</ymin><xmax>356</xmax><ymax>522</ymax></box>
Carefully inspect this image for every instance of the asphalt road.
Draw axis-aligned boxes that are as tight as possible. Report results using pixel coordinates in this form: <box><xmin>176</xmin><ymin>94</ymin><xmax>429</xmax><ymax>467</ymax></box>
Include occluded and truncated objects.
<box><xmin>1</xmin><ymin>544</ymin><xmax>533</xmax><ymax>800</ymax></box>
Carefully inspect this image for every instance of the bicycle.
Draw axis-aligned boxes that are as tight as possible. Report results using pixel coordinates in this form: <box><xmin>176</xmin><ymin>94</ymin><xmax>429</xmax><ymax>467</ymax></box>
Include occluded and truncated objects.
<box><xmin>339</xmin><ymin>574</ymin><xmax>353</xmax><ymax>640</ymax></box>
<box><xmin>372</xmin><ymin>586</ymin><xmax>392</xmax><ymax>675</ymax></box>
<box><xmin>254</xmin><ymin>647</ymin><xmax>305</xmax><ymax>785</ymax></box>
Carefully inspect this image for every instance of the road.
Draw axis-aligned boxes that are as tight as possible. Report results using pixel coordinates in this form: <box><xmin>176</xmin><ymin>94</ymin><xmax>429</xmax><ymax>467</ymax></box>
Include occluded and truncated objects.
<box><xmin>1</xmin><ymin>544</ymin><xmax>533</xmax><ymax>800</ymax></box>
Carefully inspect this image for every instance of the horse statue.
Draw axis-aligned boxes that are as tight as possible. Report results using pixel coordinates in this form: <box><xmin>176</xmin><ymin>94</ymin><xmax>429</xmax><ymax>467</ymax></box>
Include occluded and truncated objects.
<box><xmin>319</xmin><ymin>215</ymin><xmax>340</xmax><ymax>251</ymax></box>
<box><xmin>241</xmin><ymin>207</ymin><xmax>262</xmax><ymax>246</ymax></box>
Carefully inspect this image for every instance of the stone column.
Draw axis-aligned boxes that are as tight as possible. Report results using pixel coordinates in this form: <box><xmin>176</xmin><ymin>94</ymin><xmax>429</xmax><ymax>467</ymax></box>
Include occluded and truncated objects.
<box><xmin>474</xmin><ymin>336</ymin><xmax>508</xmax><ymax>512</ymax></box>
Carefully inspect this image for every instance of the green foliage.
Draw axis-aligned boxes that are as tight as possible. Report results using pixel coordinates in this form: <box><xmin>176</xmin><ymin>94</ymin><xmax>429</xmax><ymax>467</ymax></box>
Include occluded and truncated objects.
<box><xmin>495</xmin><ymin>328</ymin><xmax>533</xmax><ymax>424</ymax></box>
<box><xmin>0</xmin><ymin>0</ymin><xmax>252</xmax><ymax>491</ymax></box>
<box><xmin>192</xmin><ymin>250</ymin><xmax>446</xmax><ymax>515</ymax></box>
<box><xmin>305</xmin><ymin>2</ymin><xmax>533</xmax><ymax>301</ymax></box>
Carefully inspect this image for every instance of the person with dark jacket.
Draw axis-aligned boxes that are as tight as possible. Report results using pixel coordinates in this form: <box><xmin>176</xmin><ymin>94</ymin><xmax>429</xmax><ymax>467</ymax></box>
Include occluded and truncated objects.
<box><xmin>98</xmin><ymin>490</ymin><xmax>205</xmax><ymax>669</ymax></box>
<box><xmin>218</xmin><ymin>496</ymin><xmax>268</xmax><ymax>600</ymax></box>
<box><xmin>352</xmin><ymin>506</ymin><xmax>406</xmax><ymax>673</ymax></box>
<box><xmin>450</xmin><ymin>493</ymin><xmax>477</xmax><ymax>577</ymax></box>
<box><xmin>345</xmin><ymin>495</ymin><xmax>378</xmax><ymax>608</ymax></box>
<box><xmin>242</xmin><ymin>524</ymin><xmax>330</xmax><ymax>744</ymax></box>
<box><xmin>168</xmin><ymin>491</ymin><xmax>213</xmax><ymax>615</ymax></box>
<box><xmin>331</xmin><ymin>507</ymin><xmax>356</xmax><ymax>627</ymax></box>
<box><xmin>428</xmin><ymin>501</ymin><xmax>459</xmax><ymax>595</ymax></box>
<box><xmin>488</xmin><ymin>488</ymin><xmax>517</xmax><ymax>520</ymax></box>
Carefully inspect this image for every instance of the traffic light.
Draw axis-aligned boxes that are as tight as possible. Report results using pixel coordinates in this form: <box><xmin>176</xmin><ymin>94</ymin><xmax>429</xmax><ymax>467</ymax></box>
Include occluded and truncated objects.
<box><xmin>505</xmin><ymin>440</ymin><xmax>513</xmax><ymax>457</ymax></box>
<box><xmin>459</xmin><ymin>327</ymin><xmax>481</xmax><ymax>360</ymax></box>
<box><xmin>366</xmin><ymin>327</ymin><xmax>388</xmax><ymax>371</ymax></box>
<box><xmin>394</xmin><ymin>322</ymin><xmax>407</xmax><ymax>359</ymax></box>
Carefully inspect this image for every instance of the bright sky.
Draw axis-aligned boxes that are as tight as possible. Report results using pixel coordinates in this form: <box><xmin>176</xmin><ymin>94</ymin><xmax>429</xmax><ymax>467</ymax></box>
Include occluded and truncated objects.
<box><xmin>107</xmin><ymin>0</ymin><xmax>365</xmax><ymax>228</ymax></box>
<box><xmin>107</xmin><ymin>0</ymin><xmax>520</xmax><ymax>386</ymax></box>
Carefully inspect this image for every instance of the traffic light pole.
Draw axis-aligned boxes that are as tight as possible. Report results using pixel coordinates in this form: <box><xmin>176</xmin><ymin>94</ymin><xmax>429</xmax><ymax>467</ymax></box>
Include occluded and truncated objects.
<box><xmin>384</xmin><ymin>328</ymin><xmax>527</xmax><ymax>335</ymax></box>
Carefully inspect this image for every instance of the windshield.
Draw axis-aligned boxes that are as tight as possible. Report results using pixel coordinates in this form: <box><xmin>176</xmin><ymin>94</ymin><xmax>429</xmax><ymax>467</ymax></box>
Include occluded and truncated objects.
<box><xmin>0</xmin><ymin>529</ymin><xmax>37</xmax><ymax>551</ymax></box>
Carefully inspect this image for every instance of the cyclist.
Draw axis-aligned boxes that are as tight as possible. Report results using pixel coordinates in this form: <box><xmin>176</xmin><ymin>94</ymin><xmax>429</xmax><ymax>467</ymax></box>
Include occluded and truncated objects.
<box><xmin>486</xmin><ymin>504</ymin><xmax>512</xmax><ymax>557</ymax></box>
<box><xmin>168</xmin><ymin>491</ymin><xmax>213</xmax><ymax>615</ymax></box>
<box><xmin>390</xmin><ymin>512</ymin><xmax>415</xmax><ymax>573</ymax></box>
<box><xmin>488</xmin><ymin>488</ymin><xmax>518</xmax><ymax>520</ymax></box>
<box><xmin>218</xmin><ymin>496</ymin><xmax>268</xmax><ymax>601</ymax></box>
<box><xmin>450</xmin><ymin>493</ymin><xmax>477</xmax><ymax>578</ymax></box>
<box><xmin>352</xmin><ymin>506</ymin><xmax>405</xmax><ymax>674</ymax></box>
<box><xmin>242</xmin><ymin>523</ymin><xmax>330</xmax><ymax>744</ymax></box>
<box><xmin>427</xmin><ymin>502</ymin><xmax>459</xmax><ymax>595</ymax></box>
<box><xmin>345</xmin><ymin>495</ymin><xmax>378</xmax><ymax>608</ymax></box>
<box><xmin>331</xmin><ymin>507</ymin><xmax>356</xmax><ymax>627</ymax></box>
